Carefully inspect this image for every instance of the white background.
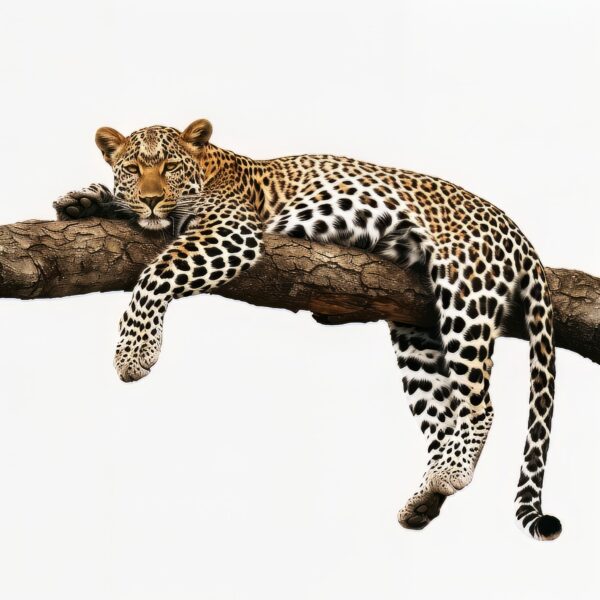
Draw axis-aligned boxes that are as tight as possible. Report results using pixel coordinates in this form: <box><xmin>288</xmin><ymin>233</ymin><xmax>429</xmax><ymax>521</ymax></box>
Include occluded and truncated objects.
<box><xmin>0</xmin><ymin>1</ymin><xmax>599</xmax><ymax>598</ymax></box>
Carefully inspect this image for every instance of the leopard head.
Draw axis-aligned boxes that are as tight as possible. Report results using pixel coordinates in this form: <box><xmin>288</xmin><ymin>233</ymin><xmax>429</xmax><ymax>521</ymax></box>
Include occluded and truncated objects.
<box><xmin>95</xmin><ymin>119</ymin><xmax>213</xmax><ymax>230</ymax></box>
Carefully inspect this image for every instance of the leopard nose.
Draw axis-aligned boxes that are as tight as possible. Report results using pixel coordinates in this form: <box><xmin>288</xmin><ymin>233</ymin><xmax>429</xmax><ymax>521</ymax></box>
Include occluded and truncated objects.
<box><xmin>141</xmin><ymin>196</ymin><xmax>164</xmax><ymax>210</ymax></box>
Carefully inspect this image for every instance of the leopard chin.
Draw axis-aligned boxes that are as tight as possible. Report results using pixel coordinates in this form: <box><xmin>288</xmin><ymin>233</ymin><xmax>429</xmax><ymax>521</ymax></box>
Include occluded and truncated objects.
<box><xmin>138</xmin><ymin>217</ymin><xmax>171</xmax><ymax>230</ymax></box>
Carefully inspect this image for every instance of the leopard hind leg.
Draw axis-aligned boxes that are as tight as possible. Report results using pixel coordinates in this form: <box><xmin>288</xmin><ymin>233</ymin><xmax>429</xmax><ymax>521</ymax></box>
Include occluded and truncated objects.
<box><xmin>389</xmin><ymin>323</ymin><xmax>463</xmax><ymax>529</ymax></box>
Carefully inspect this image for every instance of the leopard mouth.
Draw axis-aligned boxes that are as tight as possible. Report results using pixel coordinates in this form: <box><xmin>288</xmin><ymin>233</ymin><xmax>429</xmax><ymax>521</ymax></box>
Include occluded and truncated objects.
<box><xmin>138</xmin><ymin>216</ymin><xmax>171</xmax><ymax>230</ymax></box>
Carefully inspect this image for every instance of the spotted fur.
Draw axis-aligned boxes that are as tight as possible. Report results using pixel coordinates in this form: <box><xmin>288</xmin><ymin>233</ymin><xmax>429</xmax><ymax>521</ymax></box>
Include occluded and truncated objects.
<box><xmin>54</xmin><ymin>119</ymin><xmax>561</xmax><ymax>541</ymax></box>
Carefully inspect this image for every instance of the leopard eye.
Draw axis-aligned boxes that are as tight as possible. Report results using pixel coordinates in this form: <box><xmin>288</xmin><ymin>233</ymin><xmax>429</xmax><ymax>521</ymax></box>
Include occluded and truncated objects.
<box><xmin>124</xmin><ymin>164</ymin><xmax>140</xmax><ymax>175</ymax></box>
<box><xmin>164</xmin><ymin>161</ymin><xmax>181</xmax><ymax>173</ymax></box>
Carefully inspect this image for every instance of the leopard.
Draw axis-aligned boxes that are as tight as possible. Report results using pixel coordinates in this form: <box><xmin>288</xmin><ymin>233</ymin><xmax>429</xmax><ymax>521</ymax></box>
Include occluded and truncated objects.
<box><xmin>54</xmin><ymin>119</ymin><xmax>561</xmax><ymax>541</ymax></box>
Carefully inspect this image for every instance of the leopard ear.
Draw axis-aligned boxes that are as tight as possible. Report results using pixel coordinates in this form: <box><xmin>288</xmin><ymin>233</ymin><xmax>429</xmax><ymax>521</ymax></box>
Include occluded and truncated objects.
<box><xmin>95</xmin><ymin>127</ymin><xmax>126</xmax><ymax>165</ymax></box>
<box><xmin>181</xmin><ymin>119</ymin><xmax>213</xmax><ymax>150</ymax></box>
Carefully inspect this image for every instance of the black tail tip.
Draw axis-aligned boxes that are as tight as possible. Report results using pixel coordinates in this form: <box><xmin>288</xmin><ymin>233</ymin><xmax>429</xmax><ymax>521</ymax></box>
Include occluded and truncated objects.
<box><xmin>533</xmin><ymin>515</ymin><xmax>562</xmax><ymax>541</ymax></box>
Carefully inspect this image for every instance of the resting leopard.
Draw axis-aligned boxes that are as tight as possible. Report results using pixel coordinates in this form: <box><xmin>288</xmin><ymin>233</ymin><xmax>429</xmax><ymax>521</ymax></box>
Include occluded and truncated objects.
<box><xmin>54</xmin><ymin>119</ymin><xmax>561</xmax><ymax>541</ymax></box>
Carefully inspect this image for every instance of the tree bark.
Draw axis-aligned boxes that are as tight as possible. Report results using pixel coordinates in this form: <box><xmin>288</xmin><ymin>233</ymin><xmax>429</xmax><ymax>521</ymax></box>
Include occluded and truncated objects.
<box><xmin>0</xmin><ymin>218</ymin><xmax>598</xmax><ymax>364</ymax></box>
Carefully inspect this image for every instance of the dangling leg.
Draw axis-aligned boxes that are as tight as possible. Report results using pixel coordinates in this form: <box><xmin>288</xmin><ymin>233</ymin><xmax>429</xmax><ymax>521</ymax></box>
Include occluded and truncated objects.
<box><xmin>389</xmin><ymin>322</ymin><xmax>492</xmax><ymax>529</ymax></box>
<box><xmin>424</xmin><ymin>346</ymin><xmax>494</xmax><ymax>495</ymax></box>
<box><xmin>389</xmin><ymin>323</ymin><xmax>461</xmax><ymax>528</ymax></box>
<box><xmin>422</xmin><ymin>251</ymin><xmax>505</xmax><ymax>497</ymax></box>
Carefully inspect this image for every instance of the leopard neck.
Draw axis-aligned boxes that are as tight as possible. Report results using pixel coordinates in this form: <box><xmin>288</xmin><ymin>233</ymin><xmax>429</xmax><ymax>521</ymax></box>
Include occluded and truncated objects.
<box><xmin>199</xmin><ymin>144</ymin><xmax>260</xmax><ymax>184</ymax></box>
<box><xmin>198</xmin><ymin>144</ymin><xmax>271</xmax><ymax>215</ymax></box>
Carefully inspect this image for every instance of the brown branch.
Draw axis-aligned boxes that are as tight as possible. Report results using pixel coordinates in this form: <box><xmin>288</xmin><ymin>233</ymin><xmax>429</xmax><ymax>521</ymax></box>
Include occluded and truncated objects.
<box><xmin>1</xmin><ymin>218</ymin><xmax>598</xmax><ymax>364</ymax></box>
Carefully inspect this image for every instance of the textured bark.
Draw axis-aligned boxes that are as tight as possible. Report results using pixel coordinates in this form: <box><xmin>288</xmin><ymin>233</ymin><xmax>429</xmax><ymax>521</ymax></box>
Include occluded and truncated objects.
<box><xmin>0</xmin><ymin>218</ymin><xmax>598</xmax><ymax>364</ymax></box>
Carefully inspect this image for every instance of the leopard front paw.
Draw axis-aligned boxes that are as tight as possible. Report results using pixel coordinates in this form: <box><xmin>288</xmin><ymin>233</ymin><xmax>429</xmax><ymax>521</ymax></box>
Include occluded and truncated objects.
<box><xmin>114</xmin><ymin>338</ymin><xmax>162</xmax><ymax>382</ymax></box>
<box><xmin>114</xmin><ymin>322</ymin><xmax>163</xmax><ymax>383</ymax></box>
<box><xmin>53</xmin><ymin>183</ymin><xmax>113</xmax><ymax>220</ymax></box>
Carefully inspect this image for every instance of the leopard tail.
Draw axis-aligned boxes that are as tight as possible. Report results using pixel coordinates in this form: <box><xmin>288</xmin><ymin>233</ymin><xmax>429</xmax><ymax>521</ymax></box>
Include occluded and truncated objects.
<box><xmin>514</xmin><ymin>257</ymin><xmax>561</xmax><ymax>541</ymax></box>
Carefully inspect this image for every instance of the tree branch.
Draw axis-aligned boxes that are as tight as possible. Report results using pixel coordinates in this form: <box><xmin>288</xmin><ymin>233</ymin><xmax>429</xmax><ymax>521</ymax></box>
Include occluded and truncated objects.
<box><xmin>1</xmin><ymin>218</ymin><xmax>598</xmax><ymax>364</ymax></box>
